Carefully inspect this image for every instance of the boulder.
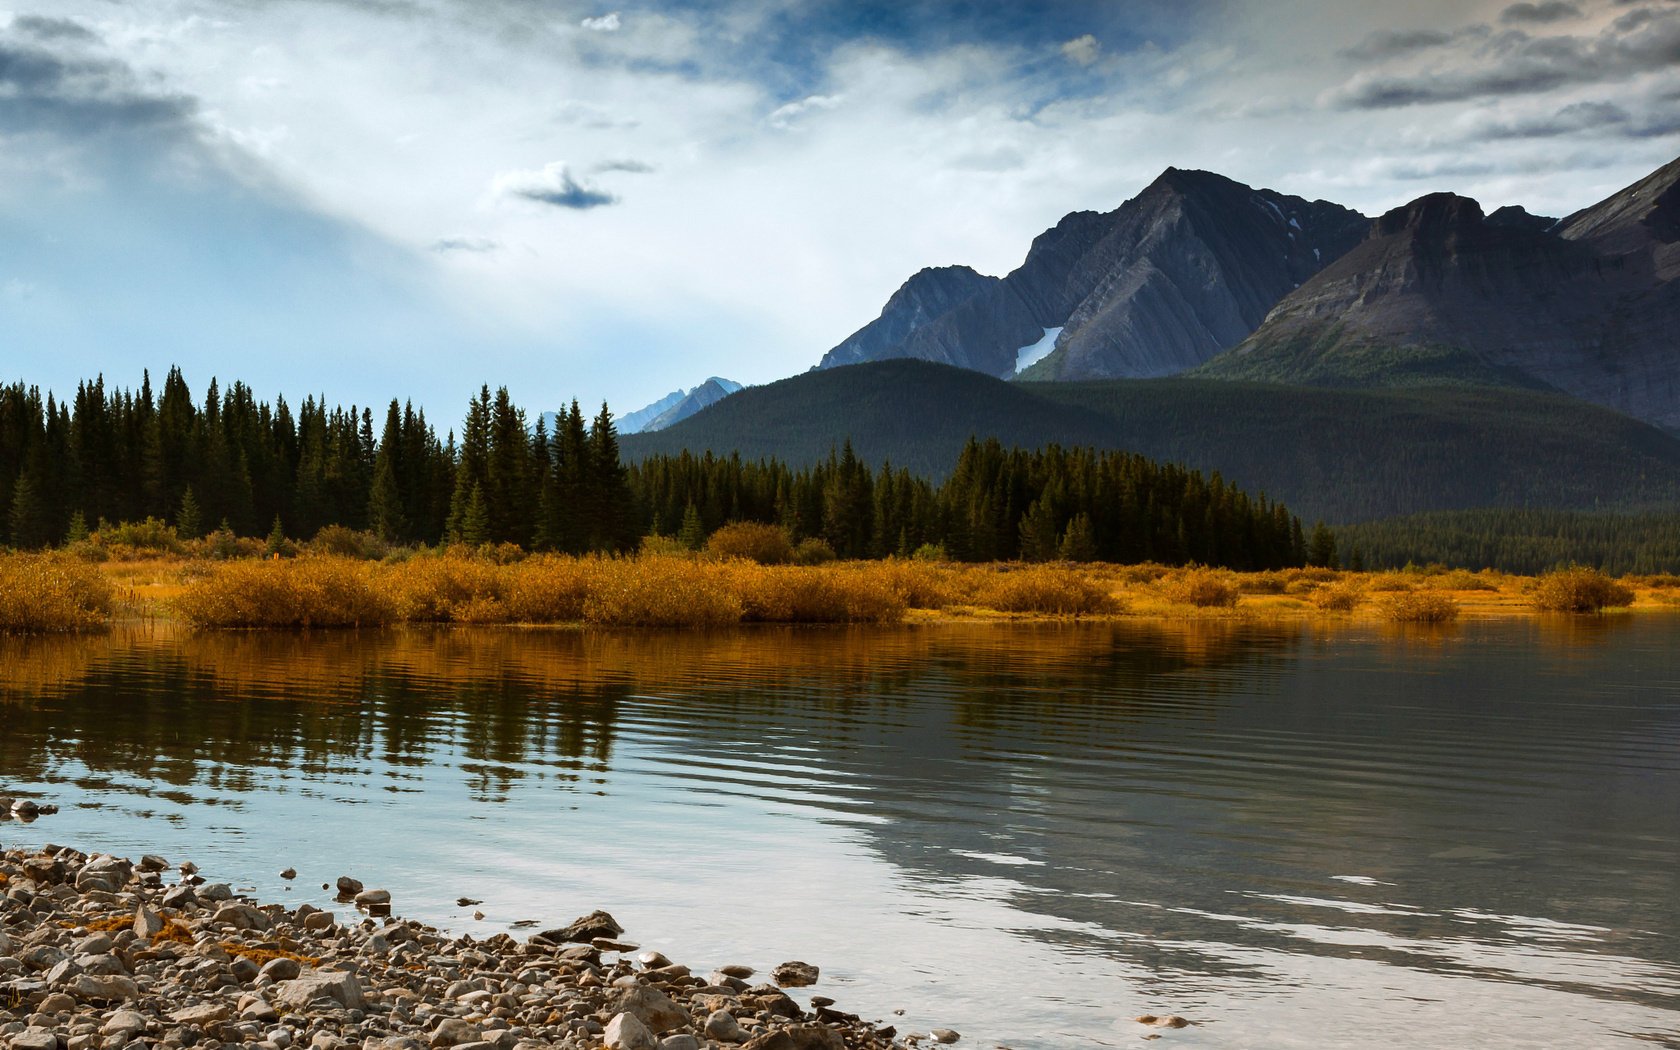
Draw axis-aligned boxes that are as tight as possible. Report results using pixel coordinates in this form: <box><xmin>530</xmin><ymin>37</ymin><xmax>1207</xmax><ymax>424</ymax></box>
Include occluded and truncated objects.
<box><xmin>703</xmin><ymin>1011</ymin><xmax>746</xmax><ymax>1044</ymax></box>
<box><xmin>336</xmin><ymin>876</ymin><xmax>364</xmax><ymax>896</ymax></box>
<box><xmin>770</xmin><ymin>961</ymin><xmax>818</xmax><ymax>988</ymax></box>
<box><xmin>67</xmin><ymin>973</ymin><xmax>140</xmax><ymax>1001</ymax></box>
<box><xmin>602</xmin><ymin>1013</ymin><xmax>656</xmax><ymax>1050</ymax></box>
<box><xmin>169</xmin><ymin>1003</ymin><xmax>232</xmax><ymax>1025</ymax></box>
<box><xmin>213</xmin><ymin>902</ymin><xmax>271</xmax><ymax>931</ymax></box>
<box><xmin>272</xmin><ymin>969</ymin><xmax>364</xmax><ymax>1012</ymax></box>
<box><xmin>354</xmin><ymin>889</ymin><xmax>391</xmax><ymax>907</ymax></box>
<box><xmin>259</xmin><ymin>957</ymin><xmax>303</xmax><ymax>982</ymax></box>
<box><xmin>540</xmin><ymin>910</ymin><xmax>623</xmax><ymax>944</ymax></box>
<box><xmin>429</xmin><ymin>1019</ymin><xmax>480</xmax><ymax>1048</ymax></box>
<box><xmin>7</xmin><ymin>1027</ymin><xmax>58</xmax><ymax>1050</ymax></box>
<box><xmin>101</xmin><ymin>1010</ymin><xmax>149</xmax><ymax>1037</ymax></box>
<box><xmin>133</xmin><ymin>904</ymin><xmax>163</xmax><ymax>942</ymax></box>
<box><xmin>605</xmin><ymin>984</ymin><xmax>690</xmax><ymax>1034</ymax></box>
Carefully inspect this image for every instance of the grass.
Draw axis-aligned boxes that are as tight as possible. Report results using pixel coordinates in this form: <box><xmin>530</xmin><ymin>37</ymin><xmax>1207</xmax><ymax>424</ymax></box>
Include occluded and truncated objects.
<box><xmin>0</xmin><ymin>553</ymin><xmax>115</xmax><ymax>633</ymax></box>
<box><xmin>5</xmin><ymin>548</ymin><xmax>1678</xmax><ymax>633</ymax></box>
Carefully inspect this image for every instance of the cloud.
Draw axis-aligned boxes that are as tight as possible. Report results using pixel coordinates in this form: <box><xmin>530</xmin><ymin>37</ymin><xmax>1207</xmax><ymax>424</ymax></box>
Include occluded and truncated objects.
<box><xmin>493</xmin><ymin>162</ymin><xmax>619</xmax><ymax>209</ymax></box>
<box><xmin>1331</xmin><ymin>8</ymin><xmax>1680</xmax><ymax>108</ymax></box>
<box><xmin>768</xmin><ymin>93</ymin><xmax>842</xmax><ymax>128</ymax></box>
<box><xmin>10</xmin><ymin>15</ymin><xmax>98</xmax><ymax>41</ymax></box>
<box><xmin>593</xmin><ymin>158</ymin><xmax>655</xmax><ymax>173</ymax></box>
<box><xmin>1060</xmin><ymin>33</ymin><xmax>1101</xmax><ymax>66</ymax></box>
<box><xmin>1500</xmin><ymin>1</ymin><xmax>1582</xmax><ymax>24</ymax></box>
<box><xmin>580</xmin><ymin>12</ymin><xmax>621</xmax><ymax>32</ymax></box>
<box><xmin>0</xmin><ymin>37</ymin><xmax>199</xmax><ymax>138</ymax></box>
<box><xmin>431</xmin><ymin>237</ymin><xmax>500</xmax><ymax>253</ymax></box>
<box><xmin>1340</xmin><ymin>29</ymin><xmax>1460</xmax><ymax>61</ymax></box>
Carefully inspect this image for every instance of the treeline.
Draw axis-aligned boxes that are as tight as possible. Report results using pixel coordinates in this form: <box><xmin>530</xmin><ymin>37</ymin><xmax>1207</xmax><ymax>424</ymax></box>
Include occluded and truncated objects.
<box><xmin>1</xmin><ymin>370</ymin><xmax>1310</xmax><ymax>568</ymax></box>
<box><xmin>634</xmin><ymin>440</ymin><xmax>1310</xmax><ymax>568</ymax></box>
<box><xmin>1338</xmin><ymin>508</ymin><xmax>1680</xmax><ymax>575</ymax></box>
<box><xmin>0</xmin><ymin>371</ymin><xmax>634</xmax><ymax>553</ymax></box>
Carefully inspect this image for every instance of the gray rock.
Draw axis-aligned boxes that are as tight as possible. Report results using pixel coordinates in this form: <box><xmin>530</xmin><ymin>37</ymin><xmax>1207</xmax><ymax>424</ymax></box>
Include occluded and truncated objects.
<box><xmin>8</xmin><ymin>1027</ymin><xmax>58</xmax><ymax>1050</ymax></box>
<box><xmin>601</xmin><ymin>1014</ymin><xmax>655</xmax><ymax>1050</ymax></box>
<box><xmin>258</xmin><ymin>958</ymin><xmax>302</xmax><ymax>982</ymax></box>
<box><xmin>169</xmin><ymin>1004</ymin><xmax>232</xmax><ymax>1026</ymax></box>
<box><xmin>213</xmin><ymin>903</ymin><xmax>270</xmax><ymax>931</ymax></box>
<box><xmin>133</xmin><ymin>904</ymin><xmax>163</xmax><ymax>942</ymax></box>
<box><xmin>770</xmin><ymin>961</ymin><xmax>818</xmax><ymax>989</ymax></box>
<box><xmin>539</xmin><ymin>910</ymin><xmax>622</xmax><ymax>944</ymax></box>
<box><xmin>199</xmin><ymin>883</ymin><xmax>235</xmax><ymax>903</ymax></box>
<box><xmin>271</xmin><ymin>970</ymin><xmax>364</xmax><ymax>1013</ymax></box>
<box><xmin>36</xmin><ymin>993</ymin><xmax>75</xmax><ymax>1015</ymax></box>
<box><xmin>354</xmin><ymin>889</ymin><xmax>391</xmax><ymax>907</ymax></box>
<box><xmin>702</xmin><ymin>1012</ymin><xmax>745</xmax><ymax>1044</ymax></box>
<box><xmin>66</xmin><ymin>974</ymin><xmax>140</xmax><ymax>1001</ymax></box>
<box><xmin>931</xmin><ymin>1030</ymin><xmax>960</xmax><ymax>1044</ymax></box>
<box><xmin>101</xmin><ymin>1011</ymin><xmax>149</xmax><ymax>1037</ymax></box>
<box><xmin>427</xmin><ymin>1020</ymin><xmax>479</xmax><ymax>1048</ymax></box>
<box><xmin>335</xmin><ymin>877</ymin><xmax>364</xmax><ymax>896</ymax></box>
<box><xmin>657</xmin><ymin>1037</ymin><xmax>699</xmax><ymax>1050</ymax></box>
<box><xmin>604</xmin><ymin>985</ymin><xmax>689</xmax><ymax>1035</ymax></box>
<box><xmin>137</xmin><ymin>855</ymin><xmax>169</xmax><ymax>873</ymax></box>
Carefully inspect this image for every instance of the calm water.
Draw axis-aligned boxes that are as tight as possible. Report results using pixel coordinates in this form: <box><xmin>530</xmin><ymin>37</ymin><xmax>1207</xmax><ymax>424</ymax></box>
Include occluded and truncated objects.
<box><xmin>2</xmin><ymin>618</ymin><xmax>1678</xmax><ymax>1049</ymax></box>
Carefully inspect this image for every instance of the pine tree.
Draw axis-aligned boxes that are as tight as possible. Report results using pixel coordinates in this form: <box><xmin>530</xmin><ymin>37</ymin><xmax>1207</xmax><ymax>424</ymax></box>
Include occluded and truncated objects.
<box><xmin>177</xmin><ymin>486</ymin><xmax>204</xmax><ymax>540</ymax></box>
<box><xmin>677</xmin><ymin>501</ymin><xmax>705</xmax><ymax>550</ymax></box>
<box><xmin>1017</xmin><ymin>496</ymin><xmax>1060</xmax><ymax>562</ymax></box>
<box><xmin>459</xmin><ymin>483</ymin><xmax>491</xmax><ymax>547</ymax></box>
<box><xmin>65</xmin><ymin>509</ymin><xmax>90</xmax><ymax>545</ymax></box>
<box><xmin>367</xmin><ymin>453</ymin><xmax>406</xmax><ymax>542</ymax></box>
<box><xmin>587</xmin><ymin>402</ymin><xmax>635</xmax><ymax>552</ymax></box>
<box><xmin>1308</xmin><ymin>521</ymin><xmax>1339</xmax><ymax>569</ymax></box>
<box><xmin>7</xmin><ymin>470</ymin><xmax>50</xmax><ymax>549</ymax></box>
<box><xmin>265</xmin><ymin>516</ymin><xmax>287</xmax><ymax>557</ymax></box>
<box><xmin>1058</xmin><ymin>512</ymin><xmax>1098</xmax><ymax>562</ymax></box>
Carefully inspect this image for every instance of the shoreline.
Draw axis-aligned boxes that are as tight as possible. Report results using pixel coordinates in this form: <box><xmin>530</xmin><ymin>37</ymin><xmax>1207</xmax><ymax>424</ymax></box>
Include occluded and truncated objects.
<box><xmin>3</xmin><ymin>553</ymin><xmax>1675</xmax><ymax>635</ymax></box>
<box><xmin>0</xmin><ymin>843</ymin><xmax>911</xmax><ymax>1050</ymax></box>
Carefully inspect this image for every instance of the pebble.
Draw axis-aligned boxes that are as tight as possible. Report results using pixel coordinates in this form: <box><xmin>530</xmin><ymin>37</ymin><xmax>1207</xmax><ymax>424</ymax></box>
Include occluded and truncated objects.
<box><xmin>0</xmin><ymin>841</ymin><xmax>906</xmax><ymax>1050</ymax></box>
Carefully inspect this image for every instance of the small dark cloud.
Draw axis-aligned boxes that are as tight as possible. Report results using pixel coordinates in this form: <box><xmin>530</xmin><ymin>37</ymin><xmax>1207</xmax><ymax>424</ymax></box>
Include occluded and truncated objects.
<box><xmin>431</xmin><ymin>237</ymin><xmax>500</xmax><ymax>253</ymax></box>
<box><xmin>497</xmin><ymin>163</ymin><xmax>619</xmax><ymax>210</ymax></box>
<box><xmin>11</xmin><ymin>15</ymin><xmax>99</xmax><ymax>41</ymax></box>
<box><xmin>1482</xmin><ymin>99</ymin><xmax>1631</xmax><ymax>137</ymax></box>
<box><xmin>592</xmin><ymin>159</ymin><xmax>655</xmax><ymax>174</ymax></box>
<box><xmin>1341</xmin><ymin>29</ymin><xmax>1456</xmax><ymax>61</ymax></box>
<box><xmin>1500</xmin><ymin>1</ymin><xmax>1582</xmax><ymax>24</ymax></box>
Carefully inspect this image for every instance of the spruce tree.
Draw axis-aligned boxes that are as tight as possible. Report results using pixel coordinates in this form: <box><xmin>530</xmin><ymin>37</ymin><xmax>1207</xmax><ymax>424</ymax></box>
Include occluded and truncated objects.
<box><xmin>677</xmin><ymin>501</ymin><xmax>705</xmax><ymax>550</ymax></box>
<box><xmin>460</xmin><ymin>483</ymin><xmax>491</xmax><ymax>547</ymax></box>
<box><xmin>265</xmin><ymin>516</ymin><xmax>288</xmax><ymax>557</ymax></box>
<box><xmin>177</xmin><ymin>486</ymin><xmax>204</xmax><ymax>540</ymax></box>
<box><xmin>587</xmin><ymin>402</ymin><xmax>635</xmax><ymax>552</ymax></box>
<box><xmin>7</xmin><ymin>471</ymin><xmax>50</xmax><ymax>549</ymax></box>
<box><xmin>1058</xmin><ymin>512</ymin><xmax>1098</xmax><ymax>562</ymax></box>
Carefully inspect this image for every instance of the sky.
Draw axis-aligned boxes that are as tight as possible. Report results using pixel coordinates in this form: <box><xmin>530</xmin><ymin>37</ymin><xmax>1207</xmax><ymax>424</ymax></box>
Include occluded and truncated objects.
<box><xmin>2</xmin><ymin>0</ymin><xmax>1678</xmax><ymax>421</ymax></box>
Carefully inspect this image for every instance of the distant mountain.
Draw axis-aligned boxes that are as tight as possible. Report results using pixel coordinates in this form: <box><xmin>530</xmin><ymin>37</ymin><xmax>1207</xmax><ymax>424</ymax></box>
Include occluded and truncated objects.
<box><xmin>617</xmin><ymin>377</ymin><xmax>742</xmax><ymax>434</ymax></box>
<box><xmin>815</xmin><ymin>169</ymin><xmax>1368</xmax><ymax>381</ymax></box>
<box><xmin>621</xmin><ymin>360</ymin><xmax>1680</xmax><ymax>522</ymax></box>
<box><xmin>1200</xmin><ymin>155</ymin><xmax>1680</xmax><ymax>431</ymax></box>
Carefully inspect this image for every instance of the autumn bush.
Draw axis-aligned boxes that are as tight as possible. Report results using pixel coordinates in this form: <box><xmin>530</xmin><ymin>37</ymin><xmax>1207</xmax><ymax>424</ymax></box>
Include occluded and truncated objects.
<box><xmin>1377</xmin><ymin>591</ymin><xmax>1460</xmax><ymax>623</ymax></box>
<box><xmin>1309</xmin><ymin>580</ymin><xmax>1365</xmax><ymax>611</ymax></box>
<box><xmin>972</xmin><ymin>565</ymin><xmax>1120</xmax><ymax>615</ymax></box>
<box><xmin>0</xmin><ymin>554</ymin><xmax>115</xmax><ymax>633</ymax></box>
<box><xmin>1528</xmin><ymin>567</ymin><xmax>1635</xmax><ymax>613</ymax></box>
<box><xmin>1421</xmin><ymin>569</ymin><xmax>1499</xmax><ymax>592</ymax></box>
<box><xmin>580</xmin><ymin>557</ymin><xmax>744</xmax><ymax>627</ymax></box>
<box><xmin>1159</xmin><ymin>566</ymin><xmax>1240</xmax><ymax>609</ymax></box>
<box><xmin>173</xmin><ymin>557</ymin><xmax>395</xmax><ymax>628</ymax></box>
<box><xmin>705</xmin><ymin>522</ymin><xmax>794</xmax><ymax>565</ymax></box>
<box><xmin>733</xmin><ymin>565</ymin><xmax>906</xmax><ymax>624</ymax></box>
<box><xmin>387</xmin><ymin>553</ymin><xmax>506</xmax><ymax>622</ymax></box>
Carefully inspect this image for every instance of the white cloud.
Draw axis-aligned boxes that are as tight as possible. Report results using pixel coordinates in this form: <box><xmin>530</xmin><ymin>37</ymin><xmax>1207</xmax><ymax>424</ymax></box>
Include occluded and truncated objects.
<box><xmin>768</xmin><ymin>93</ymin><xmax>843</xmax><ymax>129</ymax></box>
<box><xmin>1060</xmin><ymin>33</ymin><xmax>1101</xmax><ymax>66</ymax></box>
<box><xmin>580</xmin><ymin>12</ymin><xmax>621</xmax><ymax>32</ymax></box>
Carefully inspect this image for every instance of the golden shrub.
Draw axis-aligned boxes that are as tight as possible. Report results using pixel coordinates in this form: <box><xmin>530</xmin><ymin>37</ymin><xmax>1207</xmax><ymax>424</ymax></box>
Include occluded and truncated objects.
<box><xmin>1528</xmin><ymin>567</ymin><xmax>1636</xmax><ymax>613</ymax></box>
<box><xmin>1365</xmin><ymin>573</ymin><xmax>1416</xmax><ymax>592</ymax></box>
<box><xmin>173</xmin><ymin>557</ymin><xmax>396</xmax><ymax>628</ymax></box>
<box><xmin>581</xmin><ymin>556</ymin><xmax>744</xmax><ymax>627</ymax></box>
<box><xmin>705</xmin><ymin>522</ymin><xmax>794</xmax><ymax>565</ymax></box>
<box><xmin>1421</xmin><ymin>569</ymin><xmax>1499</xmax><ymax>592</ymax></box>
<box><xmin>1159</xmin><ymin>566</ymin><xmax>1240</xmax><ymax>609</ymax></box>
<box><xmin>733</xmin><ymin>565</ymin><xmax>907</xmax><ymax>624</ymax></box>
<box><xmin>974</xmin><ymin>565</ymin><xmax>1120</xmax><ymax>615</ymax></box>
<box><xmin>387</xmin><ymin>554</ymin><xmax>506</xmax><ymax>622</ymax></box>
<box><xmin>1377</xmin><ymin>591</ymin><xmax>1460</xmax><ymax>623</ymax></box>
<box><xmin>0</xmin><ymin>553</ymin><xmax>115</xmax><ymax>633</ymax></box>
<box><xmin>1309</xmin><ymin>581</ymin><xmax>1365</xmax><ymax>611</ymax></box>
<box><xmin>501</xmin><ymin>555</ymin><xmax>595</xmax><ymax>623</ymax></box>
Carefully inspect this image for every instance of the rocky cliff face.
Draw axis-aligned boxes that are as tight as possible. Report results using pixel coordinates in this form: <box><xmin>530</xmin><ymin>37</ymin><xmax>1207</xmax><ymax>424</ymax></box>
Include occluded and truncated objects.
<box><xmin>816</xmin><ymin>170</ymin><xmax>1367</xmax><ymax>379</ymax></box>
<box><xmin>1203</xmin><ymin>155</ymin><xmax>1680</xmax><ymax>430</ymax></box>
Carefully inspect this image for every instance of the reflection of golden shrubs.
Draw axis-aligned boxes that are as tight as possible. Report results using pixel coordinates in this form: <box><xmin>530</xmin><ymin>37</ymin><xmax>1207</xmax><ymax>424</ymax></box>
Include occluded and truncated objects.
<box><xmin>1529</xmin><ymin>567</ymin><xmax>1635</xmax><ymax>613</ymax></box>
<box><xmin>705</xmin><ymin>522</ymin><xmax>794</xmax><ymax>565</ymax></box>
<box><xmin>174</xmin><ymin>557</ymin><xmax>395</xmax><ymax>628</ymax></box>
<box><xmin>1159</xmin><ymin>567</ymin><xmax>1240</xmax><ymax>609</ymax></box>
<box><xmin>0</xmin><ymin>554</ymin><xmax>115</xmax><ymax>633</ymax></box>
<box><xmin>1378</xmin><ymin>591</ymin><xmax>1459</xmax><ymax>623</ymax></box>
<box><xmin>971</xmin><ymin>566</ymin><xmax>1120</xmax><ymax>615</ymax></box>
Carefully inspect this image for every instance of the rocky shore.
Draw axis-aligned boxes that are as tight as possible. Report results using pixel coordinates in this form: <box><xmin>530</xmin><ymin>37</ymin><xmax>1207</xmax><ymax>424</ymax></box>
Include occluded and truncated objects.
<box><xmin>0</xmin><ymin>844</ymin><xmax>927</xmax><ymax>1050</ymax></box>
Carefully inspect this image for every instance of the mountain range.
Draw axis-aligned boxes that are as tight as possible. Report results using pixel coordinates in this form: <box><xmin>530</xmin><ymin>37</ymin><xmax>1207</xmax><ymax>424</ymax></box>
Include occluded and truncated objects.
<box><xmin>811</xmin><ymin>154</ymin><xmax>1680</xmax><ymax>432</ymax></box>
<box><xmin>611</xmin><ymin>377</ymin><xmax>743</xmax><ymax>435</ymax></box>
<box><xmin>622</xmin><ymin>154</ymin><xmax>1680</xmax><ymax>523</ymax></box>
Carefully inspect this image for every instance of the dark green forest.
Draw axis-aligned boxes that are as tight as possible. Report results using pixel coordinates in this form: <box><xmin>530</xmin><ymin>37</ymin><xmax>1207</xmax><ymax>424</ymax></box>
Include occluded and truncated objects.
<box><xmin>0</xmin><ymin>370</ymin><xmax>1310</xmax><ymax>569</ymax></box>
<box><xmin>623</xmin><ymin>360</ymin><xmax>1680</xmax><ymax>522</ymax></box>
<box><xmin>1337</xmin><ymin>509</ymin><xmax>1680</xmax><ymax>576</ymax></box>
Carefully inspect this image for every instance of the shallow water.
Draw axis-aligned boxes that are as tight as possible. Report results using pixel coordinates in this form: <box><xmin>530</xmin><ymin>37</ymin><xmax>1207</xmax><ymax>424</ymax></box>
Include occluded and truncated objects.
<box><xmin>2</xmin><ymin>618</ymin><xmax>1678</xmax><ymax>1048</ymax></box>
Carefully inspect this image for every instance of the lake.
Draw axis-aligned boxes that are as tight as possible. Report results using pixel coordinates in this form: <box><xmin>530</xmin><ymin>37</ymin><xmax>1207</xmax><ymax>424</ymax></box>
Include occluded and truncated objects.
<box><xmin>2</xmin><ymin>618</ymin><xmax>1678</xmax><ymax>1048</ymax></box>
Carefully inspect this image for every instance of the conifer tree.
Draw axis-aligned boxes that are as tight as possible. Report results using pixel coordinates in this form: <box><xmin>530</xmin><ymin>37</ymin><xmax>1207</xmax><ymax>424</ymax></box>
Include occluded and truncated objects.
<box><xmin>677</xmin><ymin>501</ymin><xmax>705</xmax><ymax>550</ymax></box>
<box><xmin>1058</xmin><ymin>512</ymin><xmax>1098</xmax><ymax>562</ymax></box>
<box><xmin>7</xmin><ymin>470</ymin><xmax>50</xmax><ymax>549</ymax></box>
<box><xmin>177</xmin><ymin>486</ymin><xmax>203</xmax><ymax>540</ymax></box>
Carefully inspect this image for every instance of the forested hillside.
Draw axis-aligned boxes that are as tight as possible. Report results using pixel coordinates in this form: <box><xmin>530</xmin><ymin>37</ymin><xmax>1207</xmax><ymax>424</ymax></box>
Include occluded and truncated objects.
<box><xmin>623</xmin><ymin>361</ymin><xmax>1680</xmax><ymax>522</ymax></box>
